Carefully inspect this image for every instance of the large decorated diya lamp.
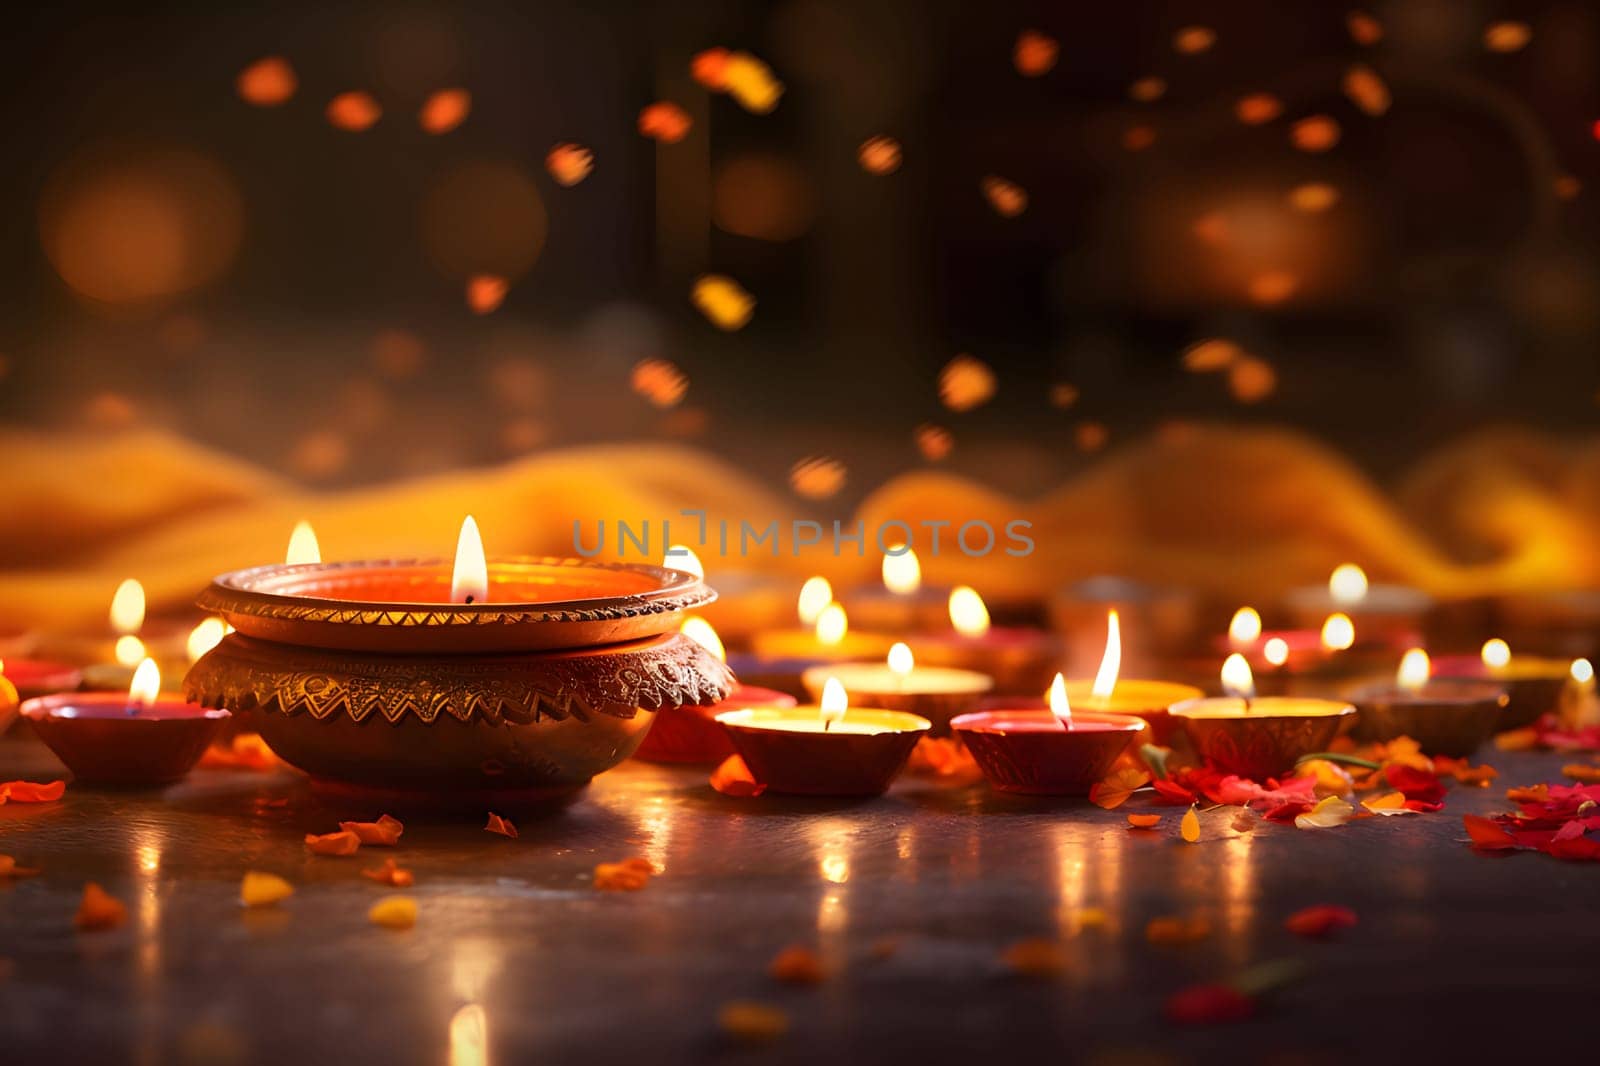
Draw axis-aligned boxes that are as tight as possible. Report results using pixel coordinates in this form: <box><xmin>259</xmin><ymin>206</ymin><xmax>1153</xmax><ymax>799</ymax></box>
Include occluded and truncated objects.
<box><xmin>632</xmin><ymin>616</ymin><xmax>796</xmax><ymax>764</ymax></box>
<box><xmin>184</xmin><ymin>516</ymin><xmax>732</xmax><ymax>810</ymax></box>
<box><xmin>903</xmin><ymin>586</ymin><xmax>1061</xmax><ymax>696</ymax></box>
<box><xmin>952</xmin><ymin>674</ymin><xmax>1149</xmax><ymax>795</ymax></box>
<box><xmin>1430</xmin><ymin>639</ymin><xmax>1572</xmax><ymax>730</ymax></box>
<box><xmin>801</xmin><ymin>641</ymin><xmax>992</xmax><ymax>734</ymax></box>
<box><xmin>716</xmin><ymin>677</ymin><xmax>930</xmax><ymax>796</ymax></box>
<box><xmin>1057</xmin><ymin>610</ymin><xmax>1202</xmax><ymax>745</ymax></box>
<box><xmin>732</xmin><ymin>583</ymin><xmax>896</xmax><ymax>696</ymax></box>
<box><xmin>1170</xmin><ymin>655</ymin><xmax>1355</xmax><ymax>779</ymax></box>
<box><xmin>1346</xmin><ymin>648</ymin><xmax>1507</xmax><ymax>757</ymax></box>
<box><xmin>845</xmin><ymin>546</ymin><xmax>950</xmax><ymax>633</ymax></box>
<box><xmin>21</xmin><ymin>659</ymin><xmax>230</xmax><ymax>786</ymax></box>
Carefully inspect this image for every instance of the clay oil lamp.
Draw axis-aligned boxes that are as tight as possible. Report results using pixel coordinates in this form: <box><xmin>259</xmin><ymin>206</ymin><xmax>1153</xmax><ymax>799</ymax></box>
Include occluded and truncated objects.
<box><xmin>21</xmin><ymin>658</ymin><xmax>230</xmax><ymax>787</ymax></box>
<box><xmin>183</xmin><ymin>515</ymin><xmax>731</xmax><ymax>810</ymax></box>
<box><xmin>1284</xmin><ymin>564</ymin><xmax>1429</xmax><ymax>650</ymax></box>
<box><xmin>1430</xmin><ymin>639</ymin><xmax>1573</xmax><ymax>730</ymax></box>
<box><xmin>735</xmin><ymin>582</ymin><xmax>895</xmax><ymax>695</ymax></box>
<box><xmin>1171</xmin><ymin>655</ymin><xmax>1355</xmax><ymax>779</ymax></box>
<box><xmin>801</xmin><ymin>641</ymin><xmax>992</xmax><ymax>735</ymax></box>
<box><xmin>633</xmin><ymin>616</ymin><xmax>796</xmax><ymax>764</ymax></box>
<box><xmin>846</xmin><ymin>547</ymin><xmax>949</xmax><ymax>633</ymax></box>
<box><xmin>906</xmin><ymin>586</ymin><xmax>1062</xmax><ymax>696</ymax></box>
<box><xmin>716</xmin><ymin>677</ymin><xmax>930</xmax><ymax>796</ymax></box>
<box><xmin>1346</xmin><ymin>649</ymin><xmax>1508</xmax><ymax>757</ymax></box>
<box><xmin>1056</xmin><ymin>610</ymin><xmax>1202</xmax><ymax>745</ymax></box>
<box><xmin>952</xmin><ymin>674</ymin><xmax>1149</xmax><ymax>796</ymax></box>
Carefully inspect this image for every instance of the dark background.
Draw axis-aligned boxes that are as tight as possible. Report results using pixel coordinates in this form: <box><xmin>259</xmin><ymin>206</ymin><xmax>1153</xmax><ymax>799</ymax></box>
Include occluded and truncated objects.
<box><xmin>1</xmin><ymin>0</ymin><xmax>1596</xmax><ymax>504</ymax></box>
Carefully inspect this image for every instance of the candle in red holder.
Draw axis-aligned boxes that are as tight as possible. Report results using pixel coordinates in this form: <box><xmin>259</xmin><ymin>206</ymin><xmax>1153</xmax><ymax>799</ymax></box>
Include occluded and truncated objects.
<box><xmin>1170</xmin><ymin>655</ymin><xmax>1355</xmax><ymax>779</ymax></box>
<box><xmin>1346</xmin><ymin>648</ymin><xmax>1507</xmax><ymax>756</ymax></box>
<box><xmin>21</xmin><ymin>658</ymin><xmax>230</xmax><ymax>787</ymax></box>
<box><xmin>953</xmin><ymin>674</ymin><xmax>1149</xmax><ymax>795</ymax></box>
<box><xmin>1056</xmin><ymin>610</ymin><xmax>1202</xmax><ymax>744</ymax></box>
<box><xmin>801</xmin><ymin>641</ymin><xmax>991</xmax><ymax>734</ymax></box>
<box><xmin>715</xmin><ymin>677</ymin><xmax>929</xmax><ymax>796</ymax></box>
<box><xmin>634</xmin><ymin>616</ymin><xmax>796</xmax><ymax>764</ymax></box>
<box><xmin>903</xmin><ymin>586</ymin><xmax>1061</xmax><ymax>696</ymax></box>
<box><xmin>1430</xmin><ymin>639</ymin><xmax>1570</xmax><ymax>730</ymax></box>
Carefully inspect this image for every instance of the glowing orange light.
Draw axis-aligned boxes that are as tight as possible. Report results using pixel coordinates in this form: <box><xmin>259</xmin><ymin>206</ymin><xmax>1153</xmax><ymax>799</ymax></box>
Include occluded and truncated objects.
<box><xmin>1481</xmin><ymin>639</ymin><xmax>1511</xmax><ymax>671</ymax></box>
<box><xmin>630</xmin><ymin>359</ymin><xmax>688</xmax><ymax>408</ymax></box>
<box><xmin>451</xmin><ymin>515</ymin><xmax>488</xmax><ymax>605</ymax></box>
<box><xmin>1556</xmin><ymin>174</ymin><xmax>1582</xmax><ymax>201</ymax></box>
<box><xmin>1228</xmin><ymin>357</ymin><xmax>1277</xmax><ymax>403</ymax></box>
<box><xmin>1235</xmin><ymin>93</ymin><xmax>1282</xmax><ymax>126</ymax></box>
<box><xmin>326</xmin><ymin>91</ymin><xmax>382</xmax><ymax>132</ymax></box>
<box><xmin>939</xmin><ymin>354</ymin><xmax>997</xmax><ymax>411</ymax></box>
<box><xmin>722</xmin><ymin>52</ymin><xmax>783</xmax><ymax>114</ymax></box>
<box><xmin>1329</xmin><ymin>564</ymin><xmax>1369</xmax><ymax>604</ymax></box>
<box><xmin>111</xmin><ymin>579</ymin><xmax>145</xmax><ymax>635</ymax></box>
<box><xmin>797</xmin><ymin>577</ymin><xmax>833</xmax><ymax>626</ymax></box>
<box><xmin>691</xmin><ymin>274</ymin><xmax>755</xmax><ymax>331</ymax></box>
<box><xmin>1129</xmin><ymin>77</ymin><xmax>1166</xmax><ymax>103</ymax></box>
<box><xmin>466</xmin><ymin>275</ymin><xmax>508</xmax><ymax>314</ymax></box>
<box><xmin>1076</xmin><ymin>421</ymin><xmax>1109</xmax><ymax>453</ymax></box>
<box><xmin>858</xmin><ymin>136</ymin><xmax>902</xmax><ymax>175</ymax></box>
<box><xmin>1049</xmin><ymin>383</ymin><xmax>1080</xmax><ymax>408</ymax></box>
<box><xmin>1092</xmin><ymin>610</ymin><xmax>1121</xmax><ymax>700</ymax></box>
<box><xmin>681</xmin><ymin>617</ymin><xmax>726</xmax><ymax>662</ymax></box>
<box><xmin>949</xmin><ymin>586</ymin><xmax>991</xmax><ymax>639</ymax></box>
<box><xmin>1246</xmin><ymin>272</ymin><xmax>1299</xmax><ymax>306</ymax></box>
<box><xmin>1347</xmin><ymin>11</ymin><xmax>1383</xmax><ymax>46</ymax></box>
<box><xmin>820</xmin><ymin>676</ymin><xmax>848</xmax><ymax>729</ymax></box>
<box><xmin>289</xmin><ymin>431</ymin><xmax>349</xmax><ymax>480</ymax></box>
<box><xmin>691</xmin><ymin>48</ymin><xmax>731</xmax><ymax>91</ymax></box>
<box><xmin>1048</xmin><ymin>673</ymin><xmax>1070</xmax><ymax>727</ymax></box>
<box><xmin>888</xmin><ymin>642</ymin><xmax>914</xmax><ymax>677</ymax></box>
<box><xmin>1288</xmin><ymin>182</ymin><xmax>1340</xmax><ymax>213</ymax></box>
<box><xmin>1228</xmin><ymin>607</ymin><xmax>1262</xmax><ymax>645</ymax></box>
<box><xmin>914</xmin><ymin>423</ymin><xmax>953</xmax><ymax>462</ymax></box>
<box><xmin>881</xmin><ymin>547</ymin><xmax>921</xmax><ymax>596</ymax></box>
<box><xmin>1122</xmin><ymin>125</ymin><xmax>1157</xmax><ymax>152</ymax></box>
<box><xmin>1172</xmin><ymin>26</ymin><xmax>1216</xmax><ymax>54</ymax></box>
<box><xmin>980</xmin><ymin>175</ymin><xmax>1028</xmax><ymax>218</ymax></box>
<box><xmin>1397</xmin><ymin>648</ymin><xmax>1430</xmax><ymax>694</ymax></box>
<box><xmin>286</xmin><ymin>520</ymin><xmax>321</xmax><ymax>565</ymax></box>
<box><xmin>1290</xmin><ymin>115</ymin><xmax>1341</xmax><ymax>153</ymax></box>
<box><xmin>237</xmin><ymin>57</ymin><xmax>297</xmax><ymax>107</ymax></box>
<box><xmin>665</xmin><ymin>545</ymin><xmax>705</xmax><ymax>580</ymax></box>
<box><xmin>1221</xmin><ymin>653</ymin><xmax>1255</xmax><ymax>700</ymax></box>
<box><xmin>128</xmin><ymin>658</ymin><xmax>161</xmax><ymax>709</ymax></box>
<box><xmin>545</xmin><ymin>143</ymin><xmax>594</xmax><ymax>187</ymax></box>
<box><xmin>1263</xmin><ymin>637</ymin><xmax>1290</xmax><ymax>666</ymax></box>
<box><xmin>1484</xmin><ymin>22</ymin><xmax>1531</xmax><ymax>53</ymax></box>
<box><xmin>1182</xmin><ymin>339</ymin><xmax>1243</xmax><ymax>372</ymax></box>
<box><xmin>815</xmin><ymin>604</ymin><xmax>847</xmax><ymax>647</ymax></box>
<box><xmin>419</xmin><ymin>89</ymin><xmax>471</xmax><ymax>134</ymax></box>
<box><xmin>790</xmin><ymin>456</ymin><xmax>847</xmax><ymax>500</ymax></box>
<box><xmin>638</xmin><ymin>102</ymin><xmax>692</xmax><ymax>143</ymax></box>
<box><xmin>114</xmin><ymin>636</ymin><xmax>146</xmax><ymax>667</ymax></box>
<box><xmin>1013</xmin><ymin>30</ymin><xmax>1059</xmax><ymax>76</ymax></box>
<box><xmin>187</xmin><ymin>618</ymin><xmax>226</xmax><ymax>662</ymax></box>
<box><xmin>1321</xmin><ymin>613</ymin><xmax>1355</xmax><ymax>651</ymax></box>
<box><xmin>1192</xmin><ymin>210</ymin><xmax>1230</xmax><ymax>246</ymax></box>
<box><xmin>1342</xmin><ymin>65</ymin><xmax>1390</xmax><ymax>116</ymax></box>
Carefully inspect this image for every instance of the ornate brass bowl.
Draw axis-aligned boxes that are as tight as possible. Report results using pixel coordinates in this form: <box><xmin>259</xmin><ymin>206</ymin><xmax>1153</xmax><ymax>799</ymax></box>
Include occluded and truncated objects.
<box><xmin>184</xmin><ymin>557</ymin><xmax>731</xmax><ymax>809</ymax></box>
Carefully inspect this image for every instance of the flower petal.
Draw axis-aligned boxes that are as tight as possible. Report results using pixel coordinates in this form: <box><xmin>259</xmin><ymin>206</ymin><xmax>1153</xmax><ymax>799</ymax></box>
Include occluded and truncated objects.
<box><xmin>1294</xmin><ymin>795</ymin><xmax>1356</xmax><ymax>829</ymax></box>
<box><xmin>1284</xmin><ymin>904</ymin><xmax>1357</xmax><ymax>938</ymax></box>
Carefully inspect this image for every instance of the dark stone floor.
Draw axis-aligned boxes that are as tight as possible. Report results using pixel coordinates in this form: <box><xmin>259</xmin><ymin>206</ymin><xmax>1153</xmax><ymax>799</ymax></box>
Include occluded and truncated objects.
<box><xmin>1</xmin><ymin>733</ymin><xmax>1594</xmax><ymax>1065</ymax></box>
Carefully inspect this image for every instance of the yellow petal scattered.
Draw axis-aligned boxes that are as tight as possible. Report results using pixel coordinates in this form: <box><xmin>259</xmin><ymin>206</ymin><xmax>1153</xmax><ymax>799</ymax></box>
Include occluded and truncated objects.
<box><xmin>368</xmin><ymin>896</ymin><xmax>418</xmax><ymax>929</ymax></box>
<box><xmin>1180</xmin><ymin>806</ymin><xmax>1200</xmax><ymax>843</ymax></box>
<box><xmin>1295</xmin><ymin>795</ymin><xmax>1356</xmax><ymax>829</ymax></box>
<box><xmin>240</xmin><ymin>871</ymin><xmax>294</xmax><ymax>908</ymax></box>
<box><xmin>1361</xmin><ymin>791</ymin><xmax>1416</xmax><ymax>816</ymax></box>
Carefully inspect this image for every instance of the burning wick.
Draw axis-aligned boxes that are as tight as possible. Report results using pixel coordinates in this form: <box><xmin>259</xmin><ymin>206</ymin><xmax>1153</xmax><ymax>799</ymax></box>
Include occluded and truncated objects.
<box><xmin>1048</xmin><ymin>672</ymin><xmax>1070</xmax><ymax>731</ymax></box>
<box><xmin>1221</xmin><ymin>652</ymin><xmax>1255</xmax><ymax>712</ymax></box>
<box><xmin>127</xmin><ymin>657</ymin><xmax>161</xmax><ymax>715</ymax></box>
<box><xmin>1397</xmin><ymin>648</ymin><xmax>1430</xmax><ymax>695</ymax></box>
<box><xmin>820</xmin><ymin>676</ymin><xmax>848</xmax><ymax>733</ymax></box>
<box><xmin>887</xmin><ymin>642</ymin><xmax>914</xmax><ymax>693</ymax></box>
<box><xmin>286</xmin><ymin>520</ymin><xmax>321</xmax><ymax>565</ymax></box>
<box><xmin>452</xmin><ymin>515</ymin><xmax>489</xmax><ymax>605</ymax></box>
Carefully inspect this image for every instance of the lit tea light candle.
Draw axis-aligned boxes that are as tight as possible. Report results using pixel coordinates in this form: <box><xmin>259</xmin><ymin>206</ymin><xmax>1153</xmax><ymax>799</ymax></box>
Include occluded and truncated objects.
<box><xmin>800</xmin><ymin>640</ymin><xmax>993</xmax><ymax>734</ymax></box>
<box><xmin>111</xmin><ymin>578</ymin><xmax>147</xmax><ymax>666</ymax></box>
<box><xmin>1346</xmin><ymin>647</ymin><xmax>1507</xmax><ymax>756</ymax></box>
<box><xmin>1430</xmin><ymin>638</ymin><xmax>1575</xmax><ymax>729</ymax></box>
<box><xmin>1559</xmin><ymin>658</ymin><xmax>1600</xmax><ymax>731</ymax></box>
<box><xmin>1285</xmin><ymin>563</ymin><xmax>1430</xmax><ymax>644</ymax></box>
<box><xmin>78</xmin><ymin>578</ymin><xmax>188</xmax><ymax>693</ymax></box>
<box><xmin>846</xmin><ymin>546</ymin><xmax>951</xmax><ymax>632</ymax></box>
<box><xmin>21</xmin><ymin>658</ymin><xmax>231</xmax><ymax>787</ymax></box>
<box><xmin>908</xmin><ymin>586</ymin><xmax>1062</xmax><ymax>696</ymax></box>
<box><xmin>1212</xmin><ymin>604</ymin><xmax>1337</xmax><ymax>685</ymax></box>
<box><xmin>716</xmin><ymin>677</ymin><xmax>930</xmax><ymax>795</ymax></box>
<box><xmin>452</xmin><ymin>515</ymin><xmax>489</xmax><ymax>604</ymax></box>
<box><xmin>1321</xmin><ymin>612</ymin><xmax>1355</xmax><ymax>651</ymax></box>
<box><xmin>1169</xmin><ymin>656</ymin><xmax>1355</xmax><ymax>778</ymax></box>
<box><xmin>1228</xmin><ymin>606</ymin><xmax>1263</xmax><ymax>648</ymax></box>
<box><xmin>740</xmin><ymin>591</ymin><xmax>895</xmax><ymax>695</ymax></box>
<box><xmin>633</xmin><ymin>616</ymin><xmax>796</xmax><ymax>765</ymax></box>
<box><xmin>1056</xmin><ymin>610</ymin><xmax>1202</xmax><ymax>744</ymax></box>
<box><xmin>286</xmin><ymin>519</ymin><xmax>322</xmax><ymax>564</ymax></box>
<box><xmin>951</xmin><ymin>671</ymin><xmax>1150</xmax><ymax>795</ymax></box>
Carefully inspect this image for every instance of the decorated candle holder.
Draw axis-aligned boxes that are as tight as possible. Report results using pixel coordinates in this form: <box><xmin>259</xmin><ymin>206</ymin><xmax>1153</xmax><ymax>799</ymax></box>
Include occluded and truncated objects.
<box><xmin>1345</xmin><ymin>679</ymin><xmax>1508</xmax><ymax>757</ymax></box>
<box><xmin>953</xmin><ymin>710</ymin><xmax>1147</xmax><ymax>795</ymax></box>
<box><xmin>633</xmin><ymin>683</ymin><xmax>797</xmax><ymax>765</ymax></box>
<box><xmin>183</xmin><ymin>557</ymin><xmax>732</xmax><ymax>809</ymax></box>
<box><xmin>21</xmin><ymin>692</ymin><xmax>230</xmax><ymax>787</ymax></box>
<box><xmin>1170</xmin><ymin>696</ymin><xmax>1355</xmax><ymax>779</ymax></box>
<box><xmin>800</xmin><ymin>662</ymin><xmax>992</xmax><ymax>735</ymax></box>
<box><xmin>716</xmin><ymin>706</ymin><xmax>930</xmax><ymax>796</ymax></box>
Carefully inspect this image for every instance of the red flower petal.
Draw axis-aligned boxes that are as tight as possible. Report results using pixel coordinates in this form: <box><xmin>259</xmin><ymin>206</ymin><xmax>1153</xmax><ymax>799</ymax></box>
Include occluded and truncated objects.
<box><xmin>1164</xmin><ymin>984</ymin><xmax>1256</xmax><ymax>1025</ymax></box>
<box><xmin>0</xmin><ymin>779</ymin><xmax>67</xmax><ymax>803</ymax></box>
<box><xmin>711</xmin><ymin>755</ymin><xmax>766</xmax><ymax>798</ymax></box>
<box><xmin>1284</xmin><ymin>904</ymin><xmax>1358</xmax><ymax>939</ymax></box>
<box><xmin>339</xmin><ymin>814</ymin><xmax>404</xmax><ymax>846</ymax></box>
<box><xmin>1463</xmin><ymin>814</ymin><xmax>1518</xmax><ymax>849</ymax></box>
<box><xmin>1385</xmin><ymin>764</ymin><xmax>1446</xmax><ymax>805</ymax></box>
<box><xmin>1151</xmin><ymin>778</ymin><xmax>1198</xmax><ymax>805</ymax></box>
<box><xmin>484</xmin><ymin>813</ymin><xmax>518</xmax><ymax>838</ymax></box>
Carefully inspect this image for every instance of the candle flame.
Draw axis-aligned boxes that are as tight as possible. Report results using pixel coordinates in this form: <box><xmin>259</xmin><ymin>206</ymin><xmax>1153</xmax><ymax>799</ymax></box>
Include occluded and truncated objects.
<box><xmin>451</xmin><ymin>515</ymin><xmax>489</xmax><ymax>604</ymax></box>
<box><xmin>665</xmin><ymin>544</ymin><xmax>705</xmax><ymax>580</ymax></box>
<box><xmin>1091</xmin><ymin>609</ymin><xmax>1121</xmax><ymax>700</ymax></box>
<box><xmin>448</xmin><ymin>1004</ymin><xmax>488</xmax><ymax>1066</ymax></box>
<box><xmin>1328</xmin><ymin>563</ymin><xmax>1368</xmax><ymax>605</ymax></box>
<box><xmin>1228</xmin><ymin>606</ymin><xmax>1262</xmax><ymax>644</ymax></box>
<box><xmin>680</xmin><ymin>616</ymin><xmax>726</xmax><ymax>662</ymax></box>
<box><xmin>948</xmin><ymin>585</ymin><xmax>991</xmax><ymax>637</ymax></box>
<box><xmin>1572</xmin><ymin>658</ymin><xmax>1594</xmax><ymax>684</ymax></box>
<box><xmin>1048</xmin><ymin>672</ymin><xmax>1070</xmax><ymax>727</ymax></box>
<box><xmin>1320</xmin><ymin>612</ymin><xmax>1355</xmax><ymax>651</ymax></box>
<box><xmin>882</xmin><ymin>545</ymin><xmax>921</xmax><ymax>595</ymax></box>
<box><xmin>286</xmin><ymin>520</ymin><xmax>321</xmax><ymax>565</ymax></box>
<box><xmin>114</xmin><ymin>635</ymin><xmax>147</xmax><ymax>667</ymax></box>
<box><xmin>1481</xmin><ymin>638</ymin><xmax>1511</xmax><ymax>670</ymax></box>
<box><xmin>1397</xmin><ymin>648</ymin><xmax>1430</xmax><ymax>694</ymax></box>
<box><xmin>820</xmin><ymin>676</ymin><xmax>848</xmax><ymax>729</ymax></box>
<box><xmin>887</xmin><ymin>642</ymin><xmax>914</xmax><ymax>676</ymax></box>
<box><xmin>110</xmin><ymin>578</ymin><xmax>145</xmax><ymax>634</ymax></box>
<box><xmin>1263</xmin><ymin>636</ymin><xmax>1290</xmax><ymax>666</ymax></box>
<box><xmin>128</xmin><ymin>657</ymin><xmax>161</xmax><ymax>709</ymax></box>
<box><xmin>186</xmin><ymin>617</ymin><xmax>227</xmax><ymax>662</ymax></box>
<box><xmin>797</xmin><ymin>576</ymin><xmax>833</xmax><ymax>625</ymax></box>
<box><xmin>1221</xmin><ymin>653</ymin><xmax>1256</xmax><ymax>699</ymax></box>
<box><xmin>815</xmin><ymin>602</ymin><xmax>847</xmax><ymax>646</ymax></box>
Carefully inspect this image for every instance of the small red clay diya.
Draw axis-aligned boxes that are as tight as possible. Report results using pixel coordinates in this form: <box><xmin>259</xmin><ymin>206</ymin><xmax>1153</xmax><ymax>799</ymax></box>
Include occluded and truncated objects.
<box><xmin>952</xmin><ymin>674</ymin><xmax>1149</xmax><ymax>795</ymax></box>
<box><xmin>21</xmin><ymin>659</ymin><xmax>229</xmax><ymax>786</ymax></box>
<box><xmin>900</xmin><ymin>586</ymin><xmax>1061</xmax><ymax>696</ymax></box>
<box><xmin>184</xmin><ymin>516</ymin><xmax>731</xmax><ymax>810</ymax></box>
<box><xmin>633</xmin><ymin>617</ymin><xmax>796</xmax><ymax>764</ymax></box>
<box><xmin>1430</xmin><ymin>639</ymin><xmax>1570</xmax><ymax>730</ymax></box>
<box><xmin>1346</xmin><ymin>649</ymin><xmax>1507</xmax><ymax>756</ymax></box>
<box><xmin>1170</xmin><ymin>654</ymin><xmax>1355</xmax><ymax>779</ymax></box>
<box><xmin>800</xmin><ymin>641</ymin><xmax>992</xmax><ymax>735</ymax></box>
<box><xmin>716</xmin><ymin>677</ymin><xmax>929</xmax><ymax>796</ymax></box>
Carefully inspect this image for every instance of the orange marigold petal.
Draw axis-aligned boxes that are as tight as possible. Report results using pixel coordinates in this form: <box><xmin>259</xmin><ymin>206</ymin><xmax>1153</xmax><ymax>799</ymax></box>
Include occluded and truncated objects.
<box><xmin>711</xmin><ymin>754</ymin><xmax>766</xmax><ymax>797</ymax></box>
<box><xmin>1000</xmin><ymin>937</ymin><xmax>1067</xmax><ymax>977</ymax></box>
<box><xmin>1127</xmin><ymin>813</ymin><xmax>1162</xmax><ymax>829</ymax></box>
<box><xmin>368</xmin><ymin>895</ymin><xmax>418</xmax><ymax>929</ymax></box>
<box><xmin>594</xmin><ymin>861</ymin><xmax>651</xmax><ymax>891</ymax></box>
<box><xmin>0</xmin><ymin>855</ymin><xmax>42</xmax><ymax>878</ymax></box>
<box><xmin>1145</xmin><ymin>914</ymin><xmax>1212</xmax><ymax>946</ymax></box>
<box><xmin>485</xmin><ymin>812</ymin><xmax>518</xmax><ymax>838</ymax></box>
<box><xmin>75</xmin><ymin>882</ymin><xmax>127</xmax><ymax>930</ymax></box>
<box><xmin>1</xmin><ymin>779</ymin><xmax>66</xmax><ymax>803</ymax></box>
<box><xmin>1284</xmin><ymin>904</ymin><xmax>1358</xmax><ymax>938</ymax></box>
<box><xmin>1180</xmin><ymin>806</ymin><xmax>1201</xmax><ymax>842</ymax></box>
<box><xmin>304</xmin><ymin>830</ymin><xmax>361</xmax><ymax>856</ymax></box>
<box><xmin>240</xmin><ymin>871</ymin><xmax>294</xmax><ymax>907</ymax></box>
<box><xmin>339</xmin><ymin>814</ymin><xmax>404</xmax><ymax>846</ymax></box>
